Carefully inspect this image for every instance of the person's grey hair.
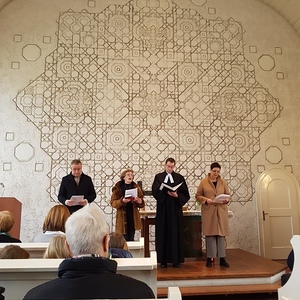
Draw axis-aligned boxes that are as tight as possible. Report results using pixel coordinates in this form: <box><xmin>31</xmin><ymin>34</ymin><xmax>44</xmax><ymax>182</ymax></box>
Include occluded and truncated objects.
<box><xmin>65</xmin><ymin>203</ymin><xmax>109</xmax><ymax>256</ymax></box>
<box><xmin>71</xmin><ymin>159</ymin><xmax>82</xmax><ymax>165</ymax></box>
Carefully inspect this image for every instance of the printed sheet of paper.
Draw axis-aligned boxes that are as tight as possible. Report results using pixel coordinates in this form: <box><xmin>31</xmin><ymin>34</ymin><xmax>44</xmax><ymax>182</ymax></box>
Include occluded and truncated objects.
<box><xmin>159</xmin><ymin>182</ymin><xmax>183</xmax><ymax>191</ymax></box>
<box><xmin>213</xmin><ymin>194</ymin><xmax>230</xmax><ymax>203</ymax></box>
<box><xmin>70</xmin><ymin>195</ymin><xmax>84</xmax><ymax>204</ymax></box>
<box><xmin>125</xmin><ymin>188</ymin><xmax>138</xmax><ymax>198</ymax></box>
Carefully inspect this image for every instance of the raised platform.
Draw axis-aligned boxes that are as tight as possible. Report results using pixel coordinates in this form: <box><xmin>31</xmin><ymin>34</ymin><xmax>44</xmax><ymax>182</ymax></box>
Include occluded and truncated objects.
<box><xmin>0</xmin><ymin>251</ymin><xmax>157</xmax><ymax>300</ymax></box>
<box><xmin>157</xmin><ymin>249</ymin><xmax>287</xmax><ymax>298</ymax></box>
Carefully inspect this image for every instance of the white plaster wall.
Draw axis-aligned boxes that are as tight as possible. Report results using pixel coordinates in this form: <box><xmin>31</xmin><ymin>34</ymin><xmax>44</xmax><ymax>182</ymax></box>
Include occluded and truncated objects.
<box><xmin>0</xmin><ymin>0</ymin><xmax>299</xmax><ymax>256</ymax></box>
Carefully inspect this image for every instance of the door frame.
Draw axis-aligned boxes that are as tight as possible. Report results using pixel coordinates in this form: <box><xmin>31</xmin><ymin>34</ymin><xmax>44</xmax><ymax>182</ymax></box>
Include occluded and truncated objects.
<box><xmin>256</xmin><ymin>167</ymin><xmax>300</xmax><ymax>258</ymax></box>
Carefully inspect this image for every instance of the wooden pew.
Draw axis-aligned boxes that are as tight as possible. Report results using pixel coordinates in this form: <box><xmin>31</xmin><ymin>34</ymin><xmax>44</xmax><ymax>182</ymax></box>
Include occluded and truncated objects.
<box><xmin>0</xmin><ymin>251</ymin><xmax>157</xmax><ymax>300</ymax></box>
<box><xmin>0</xmin><ymin>237</ymin><xmax>145</xmax><ymax>258</ymax></box>
<box><xmin>126</xmin><ymin>237</ymin><xmax>145</xmax><ymax>257</ymax></box>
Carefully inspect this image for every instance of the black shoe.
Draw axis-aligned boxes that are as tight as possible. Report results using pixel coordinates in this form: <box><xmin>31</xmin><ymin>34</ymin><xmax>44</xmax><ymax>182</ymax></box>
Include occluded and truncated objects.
<box><xmin>160</xmin><ymin>263</ymin><xmax>167</xmax><ymax>268</ymax></box>
<box><xmin>172</xmin><ymin>264</ymin><xmax>180</xmax><ymax>268</ymax></box>
<box><xmin>206</xmin><ymin>258</ymin><xmax>212</xmax><ymax>267</ymax></box>
<box><xmin>220</xmin><ymin>257</ymin><xmax>230</xmax><ymax>267</ymax></box>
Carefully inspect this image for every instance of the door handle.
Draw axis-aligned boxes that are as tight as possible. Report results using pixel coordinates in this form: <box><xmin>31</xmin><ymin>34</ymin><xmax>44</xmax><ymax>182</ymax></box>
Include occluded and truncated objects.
<box><xmin>263</xmin><ymin>211</ymin><xmax>268</xmax><ymax>221</ymax></box>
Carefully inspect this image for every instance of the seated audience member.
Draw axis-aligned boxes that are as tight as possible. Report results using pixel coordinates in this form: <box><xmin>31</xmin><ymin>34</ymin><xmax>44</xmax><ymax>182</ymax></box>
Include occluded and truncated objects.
<box><xmin>0</xmin><ymin>245</ymin><xmax>30</xmax><ymax>259</ymax></box>
<box><xmin>0</xmin><ymin>210</ymin><xmax>21</xmax><ymax>243</ymax></box>
<box><xmin>109</xmin><ymin>231</ymin><xmax>133</xmax><ymax>258</ymax></box>
<box><xmin>43</xmin><ymin>236</ymin><xmax>71</xmax><ymax>259</ymax></box>
<box><xmin>34</xmin><ymin>205</ymin><xmax>70</xmax><ymax>243</ymax></box>
<box><xmin>287</xmin><ymin>249</ymin><xmax>294</xmax><ymax>271</ymax></box>
<box><xmin>281</xmin><ymin>249</ymin><xmax>294</xmax><ymax>286</ymax></box>
<box><xmin>0</xmin><ymin>286</ymin><xmax>4</xmax><ymax>300</ymax></box>
<box><xmin>23</xmin><ymin>203</ymin><xmax>155</xmax><ymax>299</ymax></box>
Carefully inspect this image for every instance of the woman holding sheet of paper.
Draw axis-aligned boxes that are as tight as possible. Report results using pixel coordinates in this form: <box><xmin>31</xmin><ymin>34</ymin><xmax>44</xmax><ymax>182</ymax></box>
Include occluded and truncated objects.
<box><xmin>110</xmin><ymin>169</ymin><xmax>144</xmax><ymax>241</ymax></box>
<box><xmin>196</xmin><ymin>162</ymin><xmax>231</xmax><ymax>268</ymax></box>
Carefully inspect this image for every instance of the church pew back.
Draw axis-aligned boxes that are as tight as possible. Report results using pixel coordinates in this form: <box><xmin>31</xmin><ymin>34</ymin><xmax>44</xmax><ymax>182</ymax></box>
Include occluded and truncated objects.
<box><xmin>0</xmin><ymin>250</ymin><xmax>157</xmax><ymax>300</ymax></box>
<box><xmin>0</xmin><ymin>237</ymin><xmax>145</xmax><ymax>258</ymax></box>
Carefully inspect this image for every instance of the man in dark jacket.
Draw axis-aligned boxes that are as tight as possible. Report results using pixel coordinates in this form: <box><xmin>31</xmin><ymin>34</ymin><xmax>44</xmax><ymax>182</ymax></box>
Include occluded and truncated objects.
<box><xmin>23</xmin><ymin>203</ymin><xmax>155</xmax><ymax>300</ymax></box>
<box><xmin>58</xmin><ymin>159</ymin><xmax>96</xmax><ymax>214</ymax></box>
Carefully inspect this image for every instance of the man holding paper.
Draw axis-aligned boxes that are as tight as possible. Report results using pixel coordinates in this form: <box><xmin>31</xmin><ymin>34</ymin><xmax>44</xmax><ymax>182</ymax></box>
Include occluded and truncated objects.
<box><xmin>58</xmin><ymin>159</ymin><xmax>96</xmax><ymax>214</ymax></box>
<box><xmin>152</xmin><ymin>157</ymin><xmax>190</xmax><ymax>268</ymax></box>
<box><xmin>110</xmin><ymin>169</ymin><xmax>144</xmax><ymax>241</ymax></box>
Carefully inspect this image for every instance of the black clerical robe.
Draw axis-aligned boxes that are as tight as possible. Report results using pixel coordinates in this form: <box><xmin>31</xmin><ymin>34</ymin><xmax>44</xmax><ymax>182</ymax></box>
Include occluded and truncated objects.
<box><xmin>152</xmin><ymin>171</ymin><xmax>190</xmax><ymax>265</ymax></box>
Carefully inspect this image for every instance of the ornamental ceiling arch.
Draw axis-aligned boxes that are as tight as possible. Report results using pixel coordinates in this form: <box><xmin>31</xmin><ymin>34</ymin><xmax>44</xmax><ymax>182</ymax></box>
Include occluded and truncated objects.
<box><xmin>14</xmin><ymin>0</ymin><xmax>282</xmax><ymax>213</ymax></box>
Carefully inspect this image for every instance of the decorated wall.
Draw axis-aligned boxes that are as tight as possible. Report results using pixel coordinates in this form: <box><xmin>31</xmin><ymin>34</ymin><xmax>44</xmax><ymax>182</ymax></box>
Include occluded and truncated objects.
<box><xmin>0</xmin><ymin>0</ymin><xmax>299</xmax><ymax>255</ymax></box>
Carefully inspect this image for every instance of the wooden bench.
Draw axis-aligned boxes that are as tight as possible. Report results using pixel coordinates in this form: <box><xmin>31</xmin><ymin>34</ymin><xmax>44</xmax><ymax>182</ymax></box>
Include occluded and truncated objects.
<box><xmin>0</xmin><ymin>251</ymin><xmax>157</xmax><ymax>300</ymax></box>
<box><xmin>0</xmin><ymin>237</ymin><xmax>145</xmax><ymax>258</ymax></box>
<box><xmin>158</xmin><ymin>281</ymin><xmax>281</xmax><ymax>297</ymax></box>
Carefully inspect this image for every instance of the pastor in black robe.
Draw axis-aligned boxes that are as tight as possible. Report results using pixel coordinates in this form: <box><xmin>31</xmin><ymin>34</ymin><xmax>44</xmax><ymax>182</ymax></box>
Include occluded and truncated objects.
<box><xmin>152</xmin><ymin>171</ymin><xmax>190</xmax><ymax>266</ymax></box>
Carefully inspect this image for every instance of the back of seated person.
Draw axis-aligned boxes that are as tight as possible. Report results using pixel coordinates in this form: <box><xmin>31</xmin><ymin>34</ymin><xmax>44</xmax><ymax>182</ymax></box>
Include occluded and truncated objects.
<box><xmin>43</xmin><ymin>235</ymin><xmax>72</xmax><ymax>259</ymax></box>
<box><xmin>287</xmin><ymin>249</ymin><xmax>294</xmax><ymax>271</ymax></box>
<box><xmin>23</xmin><ymin>203</ymin><xmax>155</xmax><ymax>299</ymax></box>
<box><xmin>0</xmin><ymin>286</ymin><xmax>4</xmax><ymax>300</ymax></box>
<box><xmin>109</xmin><ymin>247</ymin><xmax>133</xmax><ymax>258</ymax></box>
<box><xmin>34</xmin><ymin>205</ymin><xmax>70</xmax><ymax>243</ymax></box>
<box><xmin>281</xmin><ymin>249</ymin><xmax>294</xmax><ymax>286</ymax></box>
<box><xmin>109</xmin><ymin>232</ymin><xmax>133</xmax><ymax>258</ymax></box>
<box><xmin>0</xmin><ymin>244</ymin><xmax>30</xmax><ymax>259</ymax></box>
<box><xmin>0</xmin><ymin>211</ymin><xmax>21</xmax><ymax>243</ymax></box>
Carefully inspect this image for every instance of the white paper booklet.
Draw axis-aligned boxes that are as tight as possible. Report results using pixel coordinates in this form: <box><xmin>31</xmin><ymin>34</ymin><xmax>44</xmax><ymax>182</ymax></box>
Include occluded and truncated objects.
<box><xmin>213</xmin><ymin>194</ymin><xmax>230</xmax><ymax>203</ymax></box>
<box><xmin>125</xmin><ymin>188</ymin><xmax>138</xmax><ymax>198</ymax></box>
<box><xmin>70</xmin><ymin>195</ymin><xmax>84</xmax><ymax>204</ymax></box>
<box><xmin>159</xmin><ymin>182</ymin><xmax>183</xmax><ymax>191</ymax></box>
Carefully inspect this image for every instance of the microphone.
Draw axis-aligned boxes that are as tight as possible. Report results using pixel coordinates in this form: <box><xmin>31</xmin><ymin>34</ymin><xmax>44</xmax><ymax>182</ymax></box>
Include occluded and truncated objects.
<box><xmin>0</xmin><ymin>183</ymin><xmax>4</xmax><ymax>197</ymax></box>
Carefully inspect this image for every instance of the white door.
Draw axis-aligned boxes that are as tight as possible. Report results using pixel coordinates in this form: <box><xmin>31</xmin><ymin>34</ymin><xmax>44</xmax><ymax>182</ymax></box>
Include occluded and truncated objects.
<box><xmin>256</xmin><ymin>168</ymin><xmax>300</xmax><ymax>259</ymax></box>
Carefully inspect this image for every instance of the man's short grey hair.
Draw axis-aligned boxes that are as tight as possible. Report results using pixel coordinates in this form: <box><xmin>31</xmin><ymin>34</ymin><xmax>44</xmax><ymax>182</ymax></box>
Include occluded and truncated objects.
<box><xmin>65</xmin><ymin>203</ymin><xmax>109</xmax><ymax>256</ymax></box>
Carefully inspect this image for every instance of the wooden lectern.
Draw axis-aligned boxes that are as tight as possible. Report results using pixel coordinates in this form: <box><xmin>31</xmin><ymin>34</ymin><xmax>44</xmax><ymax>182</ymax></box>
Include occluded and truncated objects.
<box><xmin>0</xmin><ymin>197</ymin><xmax>22</xmax><ymax>239</ymax></box>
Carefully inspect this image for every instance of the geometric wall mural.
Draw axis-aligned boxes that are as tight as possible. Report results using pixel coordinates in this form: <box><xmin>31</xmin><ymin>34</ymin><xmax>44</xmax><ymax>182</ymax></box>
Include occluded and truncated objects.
<box><xmin>13</xmin><ymin>0</ymin><xmax>282</xmax><ymax>226</ymax></box>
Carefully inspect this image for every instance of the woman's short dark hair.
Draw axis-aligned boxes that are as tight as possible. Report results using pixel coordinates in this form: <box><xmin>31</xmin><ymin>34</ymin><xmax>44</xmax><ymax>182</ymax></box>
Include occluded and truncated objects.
<box><xmin>210</xmin><ymin>162</ymin><xmax>221</xmax><ymax>170</ymax></box>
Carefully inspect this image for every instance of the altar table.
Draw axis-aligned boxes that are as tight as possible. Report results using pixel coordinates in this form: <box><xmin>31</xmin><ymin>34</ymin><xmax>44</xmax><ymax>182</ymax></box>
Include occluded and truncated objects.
<box><xmin>140</xmin><ymin>210</ymin><xmax>202</xmax><ymax>258</ymax></box>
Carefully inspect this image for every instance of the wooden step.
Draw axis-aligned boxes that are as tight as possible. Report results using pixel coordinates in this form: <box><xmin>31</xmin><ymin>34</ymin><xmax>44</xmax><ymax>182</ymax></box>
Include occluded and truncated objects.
<box><xmin>157</xmin><ymin>280</ymin><xmax>281</xmax><ymax>297</ymax></box>
<box><xmin>156</xmin><ymin>249</ymin><xmax>286</xmax><ymax>298</ymax></box>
